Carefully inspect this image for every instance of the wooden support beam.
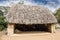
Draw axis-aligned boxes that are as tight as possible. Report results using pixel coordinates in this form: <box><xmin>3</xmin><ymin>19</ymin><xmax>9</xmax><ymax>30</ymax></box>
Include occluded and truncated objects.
<box><xmin>51</xmin><ymin>24</ymin><xmax>56</xmax><ymax>33</ymax></box>
<box><xmin>48</xmin><ymin>24</ymin><xmax>56</xmax><ymax>33</ymax></box>
<box><xmin>7</xmin><ymin>23</ymin><xmax>14</xmax><ymax>35</ymax></box>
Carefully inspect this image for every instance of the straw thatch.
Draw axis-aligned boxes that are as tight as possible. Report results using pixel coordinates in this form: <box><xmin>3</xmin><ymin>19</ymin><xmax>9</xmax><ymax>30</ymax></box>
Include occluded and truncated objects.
<box><xmin>6</xmin><ymin>4</ymin><xmax>57</xmax><ymax>24</ymax></box>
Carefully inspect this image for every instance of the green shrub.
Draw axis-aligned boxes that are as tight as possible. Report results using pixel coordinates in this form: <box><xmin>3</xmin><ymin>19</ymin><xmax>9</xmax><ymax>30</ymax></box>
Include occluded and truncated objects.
<box><xmin>54</xmin><ymin>8</ymin><xmax>60</xmax><ymax>23</ymax></box>
<box><xmin>0</xmin><ymin>25</ymin><xmax>5</xmax><ymax>31</ymax></box>
<box><xmin>0</xmin><ymin>10</ymin><xmax>7</xmax><ymax>31</ymax></box>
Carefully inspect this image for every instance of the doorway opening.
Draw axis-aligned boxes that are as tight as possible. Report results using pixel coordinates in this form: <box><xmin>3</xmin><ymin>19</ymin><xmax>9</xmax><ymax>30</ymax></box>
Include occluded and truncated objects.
<box><xmin>14</xmin><ymin>24</ymin><xmax>49</xmax><ymax>34</ymax></box>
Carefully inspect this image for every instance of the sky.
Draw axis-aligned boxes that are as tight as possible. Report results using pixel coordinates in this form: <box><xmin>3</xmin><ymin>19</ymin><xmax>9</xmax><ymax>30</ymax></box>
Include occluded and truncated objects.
<box><xmin>0</xmin><ymin>0</ymin><xmax>60</xmax><ymax>12</ymax></box>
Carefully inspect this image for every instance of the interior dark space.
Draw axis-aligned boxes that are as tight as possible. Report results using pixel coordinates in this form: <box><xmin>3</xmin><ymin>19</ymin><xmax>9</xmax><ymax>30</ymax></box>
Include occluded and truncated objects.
<box><xmin>14</xmin><ymin>24</ymin><xmax>49</xmax><ymax>33</ymax></box>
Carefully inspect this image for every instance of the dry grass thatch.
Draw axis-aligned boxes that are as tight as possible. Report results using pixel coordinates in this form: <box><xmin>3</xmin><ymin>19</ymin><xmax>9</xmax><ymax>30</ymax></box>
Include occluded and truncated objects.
<box><xmin>6</xmin><ymin>4</ymin><xmax>57</xmax><ymax>24</ymax></box>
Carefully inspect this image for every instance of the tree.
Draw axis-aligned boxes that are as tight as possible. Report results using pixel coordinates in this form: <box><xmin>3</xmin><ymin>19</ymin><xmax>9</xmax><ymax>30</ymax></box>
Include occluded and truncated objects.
<box><xmin>54</xmin><ymin>8</ymin><xmax>60</xmax><ymax>23</ymax></box>
<box><xmin>0</xmin><ymin>10</ymin><xmax>3</xmax><ymax>16</ymax></box>
<box><xmin>0</xmin><ymin>10</ymin><xmax>7</xmax><ymax>31</ymax></box>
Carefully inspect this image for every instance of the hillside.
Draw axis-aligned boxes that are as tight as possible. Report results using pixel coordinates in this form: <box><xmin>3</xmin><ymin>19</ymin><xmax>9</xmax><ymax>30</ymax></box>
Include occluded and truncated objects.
<box><xmin>0</xmin><ymin>6</ymin><xmax>10</xmax><ymax>15</ymax></box>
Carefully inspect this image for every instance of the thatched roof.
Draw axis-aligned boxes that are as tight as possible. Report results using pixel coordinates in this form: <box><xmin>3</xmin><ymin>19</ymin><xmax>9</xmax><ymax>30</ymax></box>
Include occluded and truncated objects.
<box><xmin>6</xmin><ymin>4</ymin><xmax>57</xmax><ymax>24</ymax></box>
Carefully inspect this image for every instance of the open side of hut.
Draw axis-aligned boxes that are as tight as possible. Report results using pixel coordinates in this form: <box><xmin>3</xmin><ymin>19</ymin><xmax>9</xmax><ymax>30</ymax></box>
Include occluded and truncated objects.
<box><xmin>6</xmin><ymin>4</ymin><xmax>57</xmax><ymax>35</ymax></box>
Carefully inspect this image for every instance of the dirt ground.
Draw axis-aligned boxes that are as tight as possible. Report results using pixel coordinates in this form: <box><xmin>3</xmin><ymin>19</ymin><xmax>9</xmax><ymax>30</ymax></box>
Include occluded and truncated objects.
<box><xmin>0</xmin><ymin>29</ymin><xmax>60</xmax><ymax>40</ymax></box>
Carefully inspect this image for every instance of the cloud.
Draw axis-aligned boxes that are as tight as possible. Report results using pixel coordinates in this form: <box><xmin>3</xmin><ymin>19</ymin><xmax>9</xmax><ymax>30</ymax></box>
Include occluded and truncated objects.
<box><xmin>0</xmin><ymin>0</ymin><xmax>60</xmax><ymax>7</ymax></box>
<box><xmin>0</xmin><ymin>0</ymin><xmax>60</xmax><ymax>12</ymax></box>
<box><xmin>0</xmin><ymin>0</ymin><xmax>20</xmax><ymax>6</ymax></box>
<box><xmin>29</xmin><ymin>0</ymin><xmax>60</xmax><ymax>7</ymax></box>
<box><xmin>25</xmin><ymin>0</ymin><xmax>60</xmax><ymax>12</ymax></box>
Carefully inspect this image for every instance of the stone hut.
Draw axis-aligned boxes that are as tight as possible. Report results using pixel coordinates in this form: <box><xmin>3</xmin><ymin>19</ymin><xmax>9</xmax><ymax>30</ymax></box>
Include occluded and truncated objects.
<box><xmin>6</xmin><ymin>4</ymin><xmax>57</xmax><ymax>35</ymax></box>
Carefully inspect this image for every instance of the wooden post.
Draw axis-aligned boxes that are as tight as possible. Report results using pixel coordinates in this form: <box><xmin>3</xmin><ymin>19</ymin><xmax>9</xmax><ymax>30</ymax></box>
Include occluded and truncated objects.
<box><xmin>48</xmin><ymin>24</ymin><xmax>56</xmax><ymax>33</ymax></box>
<box><xmin>7</xmin><ymin>23</ymin><xmax>14</xmax><ymax>35</ymax></box>
<box><xmin>51</xmin><ymin>24</ymin><xmax>56</xmax><ymax>33</ymax></box>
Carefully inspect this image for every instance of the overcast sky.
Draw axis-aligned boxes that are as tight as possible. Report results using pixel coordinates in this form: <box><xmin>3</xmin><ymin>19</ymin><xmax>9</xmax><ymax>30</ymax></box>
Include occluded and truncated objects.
<box><xmin>0</xmin><ymin>0</ymin><xmax>60</xmax><ymax>12</ymax></box>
